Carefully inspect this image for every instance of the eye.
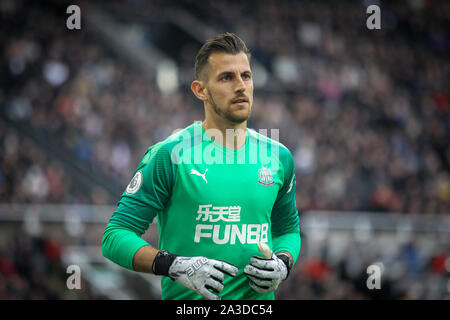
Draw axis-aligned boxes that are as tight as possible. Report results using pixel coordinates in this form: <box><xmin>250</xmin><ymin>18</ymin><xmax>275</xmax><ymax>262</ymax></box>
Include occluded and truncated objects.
<box><xmin>242</xmin><ymin>73</ymin><xmax>251</xmax><ymax>80</ymax></box>
<box><xmin>221</xmin><ymin>74</ymin><xmax>232</xmax><ymax>81</ymax></box>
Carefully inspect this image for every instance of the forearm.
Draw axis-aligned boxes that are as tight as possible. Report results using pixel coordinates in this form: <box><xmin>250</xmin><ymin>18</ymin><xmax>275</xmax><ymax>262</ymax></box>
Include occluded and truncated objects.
<box><xmin>132</xmin><ymin>245</ymin><xmax>160</xmax><ymax>273</ymax></box>
<box><xmin>102</xmin><ymin>223</ymin><xmax>151</xmax><ymax>271</ymax></box>
<box><xmin>272</xmin><ymin>230</ymin><xmax>301</xmax><ymax>265</ymax></box>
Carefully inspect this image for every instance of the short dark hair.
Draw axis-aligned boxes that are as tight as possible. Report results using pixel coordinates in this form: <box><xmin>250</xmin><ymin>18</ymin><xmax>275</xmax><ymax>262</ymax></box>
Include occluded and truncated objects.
<box><xmin>194</xmin><ymin>32</ymin><xmax>251</xmax><ymax>81</ymax></box>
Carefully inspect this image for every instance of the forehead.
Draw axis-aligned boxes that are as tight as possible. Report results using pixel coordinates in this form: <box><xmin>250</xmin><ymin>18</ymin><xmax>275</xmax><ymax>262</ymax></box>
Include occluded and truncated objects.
<box><xmin>207</xmin><ymin>52</ymin><xmax>251</xmax><ymax>76</ymax></box>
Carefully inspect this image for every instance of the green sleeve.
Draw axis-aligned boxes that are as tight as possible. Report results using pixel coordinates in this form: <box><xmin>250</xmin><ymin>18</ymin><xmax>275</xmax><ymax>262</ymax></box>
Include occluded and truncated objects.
<box><xmin>102</xmin><ymin>141</ymin><xmax>178</xmax><ymax>270</ymax></box>
<box><xmin>272</xmin><ymin>231</ymin><xmax>301</xmax><ymax>265</ymax></box>
<box><xmin>102</xmin><ymin>223</ymin><xmax>150</xmax><ymax>270</ymax></box>
<box><xmin>270</xmin><ymin>147</ymin><xmax>301</xmax><ymax>264</ymax></box>
<box><xmin>271</xmin><ymin>147</ymin><xmax>300</xmax><ymax>236</ymax></box>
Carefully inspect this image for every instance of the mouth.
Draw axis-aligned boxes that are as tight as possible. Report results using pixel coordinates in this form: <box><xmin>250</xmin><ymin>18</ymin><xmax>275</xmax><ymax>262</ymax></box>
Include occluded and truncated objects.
<box><xmin>231</xmin><ymin>97</ymin><xmax>248</xmax><ymax>105</ymax></box>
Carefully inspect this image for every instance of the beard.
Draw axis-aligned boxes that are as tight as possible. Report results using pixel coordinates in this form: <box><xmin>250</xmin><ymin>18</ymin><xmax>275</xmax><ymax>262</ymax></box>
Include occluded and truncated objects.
<box><xmin>207</xmin><ymin>91</ymin><xmax>251</xmax><ymax>124</ymax></box>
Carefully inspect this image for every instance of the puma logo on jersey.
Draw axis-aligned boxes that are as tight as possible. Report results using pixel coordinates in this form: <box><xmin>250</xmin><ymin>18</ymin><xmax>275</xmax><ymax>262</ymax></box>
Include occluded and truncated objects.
<box><xmin>190</xmin><ymin>168</ymin><xmax>208</xmax><ymax>183</ymax></box>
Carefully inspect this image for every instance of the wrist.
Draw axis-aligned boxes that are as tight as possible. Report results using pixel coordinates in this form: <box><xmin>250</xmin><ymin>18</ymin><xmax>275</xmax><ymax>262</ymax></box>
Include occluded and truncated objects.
<box><xmin>152</xmin><ymin>250</ymin><xmax>178</xmax><ymax>277</ymax></box>
<box><xmin>276</xmin><ymin>253</ymin><xmax>292</xmax><ymax>279</ymax></box>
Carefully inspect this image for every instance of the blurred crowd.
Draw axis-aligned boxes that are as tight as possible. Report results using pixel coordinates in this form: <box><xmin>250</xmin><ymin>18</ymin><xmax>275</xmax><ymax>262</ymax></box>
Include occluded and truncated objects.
<box><xmin>0</xmin><ymin>231</ymin><xmax>106</xmax><ymax>299</ymax></box>
<box><xmin>277</xmin><ymin>233</ymin><xmax>450</xmax><ymax>299</ymax></box>
<box><xmin>0</xmin><ymin>117</ymin><xmax>92</xmax><ymax>203</ymax></box>
<box><xmin>0</xmin><ymin>0</ymin><xmax>449</xmax><ymax>300</ymax></box>
<box><xmin>1</xmin><ymin>0</ymin><xmax>448</xmax><ymax>213</ymax></box>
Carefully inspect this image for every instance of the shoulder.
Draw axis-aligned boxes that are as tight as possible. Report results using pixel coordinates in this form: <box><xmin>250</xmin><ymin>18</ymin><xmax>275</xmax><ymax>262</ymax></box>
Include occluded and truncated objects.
<box><xmin>247</xmin><ymin>127</ymin><xmax>294</xmax><ymax>162</ymax></box>
<box><xmin>142</xmin><ymin>122</ymin><xmax>200</xmax><ymax>164</ymax></box>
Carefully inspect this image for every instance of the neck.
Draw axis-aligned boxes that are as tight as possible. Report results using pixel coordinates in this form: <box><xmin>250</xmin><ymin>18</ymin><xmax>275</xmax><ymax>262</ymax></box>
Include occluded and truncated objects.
<box><xmin>202</xmin><ymin>117</ymin><xmax>247</xmax><ymax>149</ymax></box>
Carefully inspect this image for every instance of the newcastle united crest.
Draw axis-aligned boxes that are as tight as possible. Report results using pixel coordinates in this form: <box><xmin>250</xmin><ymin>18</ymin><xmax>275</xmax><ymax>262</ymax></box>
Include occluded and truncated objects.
<box><xmin>258</xmin><ymin>166</ymin><xmax>274</xmax><ymax>186</ymax></box>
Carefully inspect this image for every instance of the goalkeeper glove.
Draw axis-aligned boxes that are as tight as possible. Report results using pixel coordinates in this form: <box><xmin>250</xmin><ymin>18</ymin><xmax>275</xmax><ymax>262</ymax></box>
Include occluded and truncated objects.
<box><xmin>244</xmin><ymin>242</ymin><xmax>292</xmax><ymax>294</ymax></box>
<box><xmin>152</xmin><ymin>250</ymin><xmax>238</xmax><ymax>300</ymax></box>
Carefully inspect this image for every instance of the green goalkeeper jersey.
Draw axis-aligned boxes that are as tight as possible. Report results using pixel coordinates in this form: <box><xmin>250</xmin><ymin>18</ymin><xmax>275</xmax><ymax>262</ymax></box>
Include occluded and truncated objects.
<box><xmin>103</xmin><ymin>121</ymin><xmax>300</xmax><ymax>300</ymax></box>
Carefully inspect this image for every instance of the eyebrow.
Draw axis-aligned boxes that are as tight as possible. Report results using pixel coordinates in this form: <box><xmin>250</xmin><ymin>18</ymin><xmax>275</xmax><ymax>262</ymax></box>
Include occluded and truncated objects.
<box><xmin>217</xmin><ymin>70</ymin><xmax>252</xmax><ymax>79</ymax></box>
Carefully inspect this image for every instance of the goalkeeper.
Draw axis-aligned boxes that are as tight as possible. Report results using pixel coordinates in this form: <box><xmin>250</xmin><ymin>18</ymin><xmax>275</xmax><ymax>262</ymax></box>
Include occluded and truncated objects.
<box><xmin>102</xmin><ymin>33</ymin><xmax>301</xmax><ymax>300</ymax></box>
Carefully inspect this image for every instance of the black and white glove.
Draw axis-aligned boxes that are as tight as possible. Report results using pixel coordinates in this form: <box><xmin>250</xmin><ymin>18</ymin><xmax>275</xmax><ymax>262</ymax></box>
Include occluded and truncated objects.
<box><xmin>244</xmin><ymin>243</ymin><xmax>292</xmax><ymax>294</ymax></box>
<box><xmin>152</xmin><ymin>250</ymin><xmax>238</xmax><ymax>300</ymax></box>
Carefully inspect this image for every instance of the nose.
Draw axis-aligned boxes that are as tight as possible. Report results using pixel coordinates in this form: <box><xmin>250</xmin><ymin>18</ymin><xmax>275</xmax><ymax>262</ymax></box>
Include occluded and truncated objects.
<box><xmin>234</xmin><ymin>75</ymin><xmax>246</xmax><ymax>93</ymax></box>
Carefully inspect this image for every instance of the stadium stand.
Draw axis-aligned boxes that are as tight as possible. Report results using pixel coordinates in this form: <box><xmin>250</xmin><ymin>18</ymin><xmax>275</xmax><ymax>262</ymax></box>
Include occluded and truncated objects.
<box><xmin>0</xmin><ymin>0</ymin><xmax>448</xmax><ymax>299</ymax></box>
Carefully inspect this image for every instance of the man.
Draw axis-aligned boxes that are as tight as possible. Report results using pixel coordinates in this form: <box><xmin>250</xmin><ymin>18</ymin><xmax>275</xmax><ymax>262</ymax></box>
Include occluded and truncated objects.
<box><xmin>102</xmin><ymin>33</ymin><xmax>301</xmax><ymax>300</ymax></box>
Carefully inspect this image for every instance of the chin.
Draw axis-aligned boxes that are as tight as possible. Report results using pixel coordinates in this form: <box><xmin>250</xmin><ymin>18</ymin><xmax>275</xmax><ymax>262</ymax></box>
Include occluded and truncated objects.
<box><xmin>228</xmin><ymin>113</ymin><xmax>251</xmax><ymax>124</ymax></box>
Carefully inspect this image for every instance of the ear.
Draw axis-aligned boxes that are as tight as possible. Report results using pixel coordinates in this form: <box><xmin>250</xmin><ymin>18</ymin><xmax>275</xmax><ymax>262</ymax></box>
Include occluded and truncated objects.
<box><xmin>191</xmin><ymin>80</ymin><xmax>208</xmax><ymax>101</ymax></box>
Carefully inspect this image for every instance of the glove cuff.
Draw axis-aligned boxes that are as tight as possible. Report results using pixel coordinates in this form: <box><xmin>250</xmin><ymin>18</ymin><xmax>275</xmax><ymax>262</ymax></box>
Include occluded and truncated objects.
<box><xmin>276</xmin><ymin>253</ymin><xmax>292</xmax><ymax>280</ymax></box>
<box><xmin>152</xmin><ymin>250</ymin><xmax>178</xmax><ymax>277</ymax></box>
